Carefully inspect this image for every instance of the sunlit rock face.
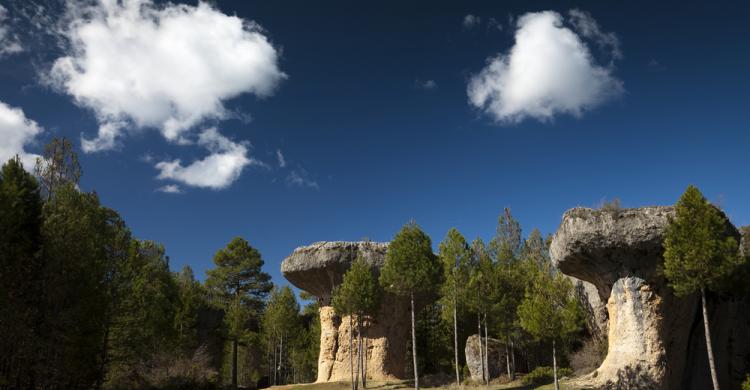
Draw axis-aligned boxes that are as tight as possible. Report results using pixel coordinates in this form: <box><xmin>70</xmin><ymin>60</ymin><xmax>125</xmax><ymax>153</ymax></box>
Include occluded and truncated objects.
<box><xmin>281</xmin><ymin>241</ymin><xmax>408</xmax><ymax>383</ymax></box>
<box><xmin>551</xmin><ymin>206</ymin><xmax>750</xmax><ymax>390</ymax></box>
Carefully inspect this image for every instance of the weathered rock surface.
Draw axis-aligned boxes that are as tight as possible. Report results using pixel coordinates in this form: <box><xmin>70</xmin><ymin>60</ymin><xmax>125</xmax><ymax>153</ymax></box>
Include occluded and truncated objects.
<box><xmin>551</xmin><ymin>206</ymin><xmax>750</xmax><ymax>390</ymax></box>
<box><xmin>281</xmin><ymin>241</ymin><xmax>408</xmax><ymax>383</ymax></box>
<box><xmin>465</xmin><ymin>334</ymin><xmax>507</xmax><ymax>382</ymax></box>
<box><xmin>569</xmin><ymin>276</ymin><xmax>608</xmax><ymax>345</ymax></box>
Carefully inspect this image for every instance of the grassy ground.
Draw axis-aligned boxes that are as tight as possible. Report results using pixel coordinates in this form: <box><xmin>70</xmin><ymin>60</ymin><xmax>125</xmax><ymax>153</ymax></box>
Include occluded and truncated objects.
<box><xmin>271</xmin><ymin>378</ymin><xmax>579</xmax><ymax>390</ymax></box>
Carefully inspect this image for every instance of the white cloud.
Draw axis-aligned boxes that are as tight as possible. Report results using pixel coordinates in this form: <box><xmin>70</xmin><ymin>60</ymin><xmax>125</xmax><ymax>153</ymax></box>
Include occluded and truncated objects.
<box><xmin>276</xmin><ymin>149</ymin><xmax>286</xmax><ymax>168</ymax></box>
<box><xmin>463</xmin><ymin>14</ymin><xmax>480</xmax><ymax>29</ymax></box>
<box><xmin>0</xmin><ymin>101</ymin><xmax>42</xmax><ymax>169</ymax></box>
<box><xmin>286</xmin><ymin>169</ymin><xmax>318</xmax><ymax>189</ymax></box>
<box><xmin>156</xmin><ymin>184</ymin><xmax>182</xmax><ymax>194</ymax></box>
<box><xmin>467</xmin><ymin>10</ymin><xmax>623</xmax><ymax>123</ymax></box>
<box><xmin>155</xmin><ymin>128</ymin><xmax>262</xmax><ymax>190</ymax></box>
<box><xmin>568</xmin><ymin>9</ymin><xmax>621</xmax><ymax>60</ymax></box>
<box><xmin>49</xmin><ymin>0</ymin><xmax>286</xmax><ymax>152</ymax></box>
<box><xmin>0</xmin><ymin>5</ymin><xmax>23</xmax><ymax>56</ymax></box>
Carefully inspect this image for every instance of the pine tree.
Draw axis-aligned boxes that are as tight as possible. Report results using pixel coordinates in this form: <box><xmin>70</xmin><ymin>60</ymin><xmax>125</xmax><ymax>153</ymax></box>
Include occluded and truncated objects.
<box><xmin>0</xmin><ymin>156</ymin><xmax>44</xmax><ymax>388</ymax></box>
<box><xmin>518</xmin><ymin>265</ymin><xmax>582</xmax><ymax>390</ymax></box>
<box><xmin>438</xmin><ymin>228</ymin><xmax>471</xmax><ymax>387</ymax></box>
<box><xmin>379</xmin><ymin>221</ymin><xmax>442</xmax><ymax>390</ymax></box>
<box><xmin>332</xmin><ymin>255</ymin><xmax>383</xmax><ymax>389</ymax></box>
<box><xmin>206</xmin><ymin>237</ymin><xmax>273</xmax><ymax>389</ymax></box>
<box><xmin>34</xmin><ymin>137</ymin><xmax>81</xmax><ymax>200</ymax></box>
<box><xmin>663</xmin><ymin>185</ymin><xmax>744</xmax><ymax>390</ymax></box>
<box><xmin>263</xmin><ymin>286</ymin><xmax>301</xmax><ymax>385</ymax></box>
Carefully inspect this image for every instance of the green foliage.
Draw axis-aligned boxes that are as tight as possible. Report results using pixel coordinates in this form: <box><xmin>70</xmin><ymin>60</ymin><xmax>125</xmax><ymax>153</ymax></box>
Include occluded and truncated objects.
<box><xmin>518</xmin><ymin>264</ymin><xmax>583</xmax><ymax>344</ymax></box>
<box><xmin>742</xmin><ymin>373</ymin><xmax>750</xmax><ymax>390</ymax></box>
<box><xmin>262</xmin><ymin>286</ymin><xmax>303</xmax><ymax>385</ymax></box>
<box><xmin>0</xmin><ymin>157</ymin><xmax>44</xmax><ymax>388</ymax></box>
<box><xmin>109</xmin><ymin>240</ymin><xmax>180</xmax><ymax>372</ymax></box>
<box><xmin>332</xmin><ymin>255</ymin><xmax>383</xmax><ymax>319</ymax></box>
<box><xmin>379</xmin><ymin>221</ymin><xmax>442</xmax><ymax>298</ymax></box>
<box><xmin>438</xmin><ymin>228</ymin><xmax>471</xmax><ymax>320</ymax></box>
<box><xmin>34</xmin><ymin>137</ymin><xmax>81</xmax><ymax>200</ymax></box>
<box><xmin>523</xmin><ymin>366</ymin><xmax>574</xmax><ymax>385</ymax></box>
<box><xmin>206</xmin><ymin>237</ymin><xmax>273</xmax><ymax>311</ymax></box>
<box><xmin>663</xmin><ymin>185</ymin><xmax>743</xmax><ymax>296</ymax></box>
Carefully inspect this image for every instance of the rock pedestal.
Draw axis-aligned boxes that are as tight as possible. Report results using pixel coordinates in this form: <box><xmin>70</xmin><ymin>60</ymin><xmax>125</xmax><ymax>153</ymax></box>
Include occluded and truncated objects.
<box><xmin>281</xmin><ymin>241</ymin><xmax>408</xmax><ymax>383</ymax></box>
<box><xmin>550</xmin><ymin>206</ymin><xmax>749</xmax><ymax>389</ymax></box>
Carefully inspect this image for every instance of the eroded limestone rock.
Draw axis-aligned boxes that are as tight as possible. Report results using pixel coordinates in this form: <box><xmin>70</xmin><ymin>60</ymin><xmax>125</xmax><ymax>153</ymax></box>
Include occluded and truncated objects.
<box><xmin>465</xmin><ymin>334</ymin><xmax>507</xmax><ymax>382</ymax></box>
<box><xmin>281</xmin><ymin>241</ymin><xmax>408</xmax><ymax>383</ymax></box>
<box><xmin>551</xmin><ymin>206</ymin><xmax>749</xmax><ymax>389</ymax></box>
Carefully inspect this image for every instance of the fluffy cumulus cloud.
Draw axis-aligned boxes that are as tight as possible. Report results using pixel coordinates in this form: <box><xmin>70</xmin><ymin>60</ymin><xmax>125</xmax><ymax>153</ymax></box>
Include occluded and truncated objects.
<box><xmin>0</xmin><ymin>5</ymin><xmax>23</xmax><ymax>56</ymax></box>
<box><xmin>0</xmin><ymin>101</ymin><xmax>42</xmax><ymax>169</ymax></box>
<box><xmin>467</xmin><ymin>10</ymin><xmax>623</xmax><ymax>123</ymax></box>
<box><xmin>155</xmin><ymin>128</ymin><xmax>262</xmax><ymax>190</ymax></box>
<box><xmin>49</xmin><ymin>0</ymin><xmax>286</xmax><ymax>152</ymax></box>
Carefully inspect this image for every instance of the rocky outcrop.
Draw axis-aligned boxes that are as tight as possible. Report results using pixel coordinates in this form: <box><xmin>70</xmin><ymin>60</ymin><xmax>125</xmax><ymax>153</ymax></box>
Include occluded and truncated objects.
<box><xmin>551</xmin><ymin>206</ymin><xmax>750</xmax><ymax>389</ymax></box>
<box><xmin>569</xmin><ymin>276</ymin><xmax>608</xmax><ymax>345</ymax></box>
<box><xmin>465</xmin><ymin>334</ymin><xmax>507</xmax><ymax>382</ymax></box>
<box><xmin>281</xmin><ymin>241</ymin><xmax>408</xmax><ymax>383</ymax></box>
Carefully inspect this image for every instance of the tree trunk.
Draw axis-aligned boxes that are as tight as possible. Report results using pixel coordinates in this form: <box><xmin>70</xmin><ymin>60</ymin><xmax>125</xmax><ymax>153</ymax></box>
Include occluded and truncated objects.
<box><xmin>350</xmin><ymin>316</ymin><xmax>355</xmax><ymax>390</ymax></box>
<box><xmin>510</xmin><ymin>338</ymin><xmax>516</xmax><ymax>380</ymax></box>
<box><xmin>363</xmin><ymin>332</ymin><xmax>368</xmax><ymax>388</ymax></box>
<box><xmin>505</xmin><ymin>336</ymin><xmax>511</xmax><ymax>380</ymax></box>
<box><xmin>280</xmin><ymin>333</ymin><xmax>285</xmax><ymax>385</ymax></box>
<box><xmin>273</xmin><ymin>335</ymin><xmax>277</xmax><ymax>385</ymax></box>
<box><xmin>552</xmin><ymin>339</ymin><xmax>559</xmax><ymax>390</ymax></box>
<box><xmin>484</xmin><ymin>312</ymin><xmax>490</xmax><ymax>386</ymax></box>
<box><xmin>232</xmin><ymin>337</ymin><xmax>238</xmax><ymax>389</ymax></box>
<box><xmin>453</xmin><ymin>303</ymin><xmax>460</xmax><ymax>387</ymax></box>
<box><xmin>702</xmin><ymin>288</ymin><xmax>720</xmax><ymax>390</ymax></box>
<box><xmin>477</xmin><ymin>312</ymin><xmax>484</xmax><ymax>384</ymax></box>
<box><xmin>411</xmin><ymin>292</ymin><xmax>419</xmax><ymax>390</ymax></box>
<box><xmin>355</xmin><ymin>318</ymin><xmax>360</xmax><ymax>390</ymax></box>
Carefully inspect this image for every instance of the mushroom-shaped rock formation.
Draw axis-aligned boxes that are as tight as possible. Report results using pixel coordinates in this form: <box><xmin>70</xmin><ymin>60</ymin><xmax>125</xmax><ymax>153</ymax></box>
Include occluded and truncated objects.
<box><xmin>551</xmin><ymin>207</ymin><xmax>750</xmax><ymax>389</ymax></box>
<box><xmin>281</xmin><ymin>241</ymin><xmax>409</xmax><ymax>383</ymax></box>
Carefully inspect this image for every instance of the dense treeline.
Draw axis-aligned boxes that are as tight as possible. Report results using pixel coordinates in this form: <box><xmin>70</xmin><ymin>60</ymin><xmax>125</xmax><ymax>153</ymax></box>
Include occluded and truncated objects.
<box><xmin>0</xmin><ymin>139</ymin><xmax>320</xmax><ymax>390</ymax></box>
<box><xmin>4</xmin><ymin>139</ymin><xmax>748</xmax><ymax>390</ymax></box>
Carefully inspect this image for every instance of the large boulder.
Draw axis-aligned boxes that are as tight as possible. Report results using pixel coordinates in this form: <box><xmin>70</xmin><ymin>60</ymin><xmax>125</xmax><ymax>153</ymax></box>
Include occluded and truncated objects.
<box><xmin>281</xmin><ymin>241</ymin><xmax>409</xmax><ymax>383</ymax></box>
<box><xmin>551</xmin><ymin>206</ymin><xmax>750</xmax><ymax>389</ymax></box>
<box><xmin>465</xmin><ymin>334</ymin><xmax>507</xmax><ymax>382</ymax></box>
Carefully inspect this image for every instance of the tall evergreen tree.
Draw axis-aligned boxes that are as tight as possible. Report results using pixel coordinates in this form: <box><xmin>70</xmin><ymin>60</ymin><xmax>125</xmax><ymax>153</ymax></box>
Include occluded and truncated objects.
<box><xmin>206</xmin><ymin>237</ymin><xmax>273</xmax><ymax>389</ymax></box>
<box><xmin>518</xmin><ymin>265</ymin><xmax>582</xmax><ymax>390</ymax></box>
<box><xmin>663</xmin><ymin>185</ymin><xmax>744</xmax><ymax>390</ymax></box>
<box><xmin>0</xmin><ymin>157</ymin><xmax>44</xmax><ymax>388</ymax></box>
<box><xmin>379</xmin><ymin>221</ymin><xmax>442</xmax><ymax>390</ymax></box>
<box><xmin>263</xmin><ymin>286</ymin><xmax>301</xmax><ymax>386</ymax></box>
<box><xmin>332</xmin><ymin>255</ymin><xmax>383</xmax><ymax>389</ymax></box>
<box><xmin>438</xmin><ymin>228</ymin><xmax>471</xmax><ymax>387</ymax></box>
<box><xmin>34</xmin><ymin>137</ymin><xmax>81</xmax><ymax>200</ymax></box>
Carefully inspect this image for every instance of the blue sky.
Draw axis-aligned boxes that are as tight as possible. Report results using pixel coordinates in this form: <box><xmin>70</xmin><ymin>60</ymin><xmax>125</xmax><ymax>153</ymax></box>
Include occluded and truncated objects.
<box><xmin>0</xmin><ymin>0</ymin><xmax>748</xmax><ymax>288</ymax></box>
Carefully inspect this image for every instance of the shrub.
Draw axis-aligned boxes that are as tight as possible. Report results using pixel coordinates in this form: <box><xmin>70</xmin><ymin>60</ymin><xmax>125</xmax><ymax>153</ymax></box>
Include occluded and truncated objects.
<box><xmin>742</xmin><ymin>373</ymin><xmax>750</xmax><ymax>390</ymax></box>
<box><xmin>522</xmin><ymin>366</ymin><xmax>574</xmax><ymax>385</ymax></box>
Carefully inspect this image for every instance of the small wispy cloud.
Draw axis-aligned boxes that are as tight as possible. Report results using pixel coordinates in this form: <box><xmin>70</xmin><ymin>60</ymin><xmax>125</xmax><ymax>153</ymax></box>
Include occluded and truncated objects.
<box><xmin>276</xmin><ymin>149</ymin><xmax>286</xmax><ymax>168</ymax></box>
<box><xmin>0</xmin><ymin>5</ymin><xmax>23</xmax><ymax>57</ymax></box>
<box><xmin>414</xmin><ymin>79</ymin><xmax>437</xmax><ymax>90</ymax></box>
<box><xmin>462</xmin><ymin>14</ymin><xmax>481</xmax><ymax>29</ymax></box>
<box><xmin>286</xmin><ymin>169</ymin><xmax>318</xmax><ymax>189</ymax></box>
<box><xmin>156</xmin><ymin>184</ymin><xmax>182</xmax><ymax>194</ymax></box>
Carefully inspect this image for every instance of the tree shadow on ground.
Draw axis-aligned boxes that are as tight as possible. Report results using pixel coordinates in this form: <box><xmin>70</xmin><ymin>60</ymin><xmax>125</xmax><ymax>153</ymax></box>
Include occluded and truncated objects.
<box><xmin>601</xmin><ymin>365</ymin><xmax>659</xmax><ymax>390</ymax></box>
